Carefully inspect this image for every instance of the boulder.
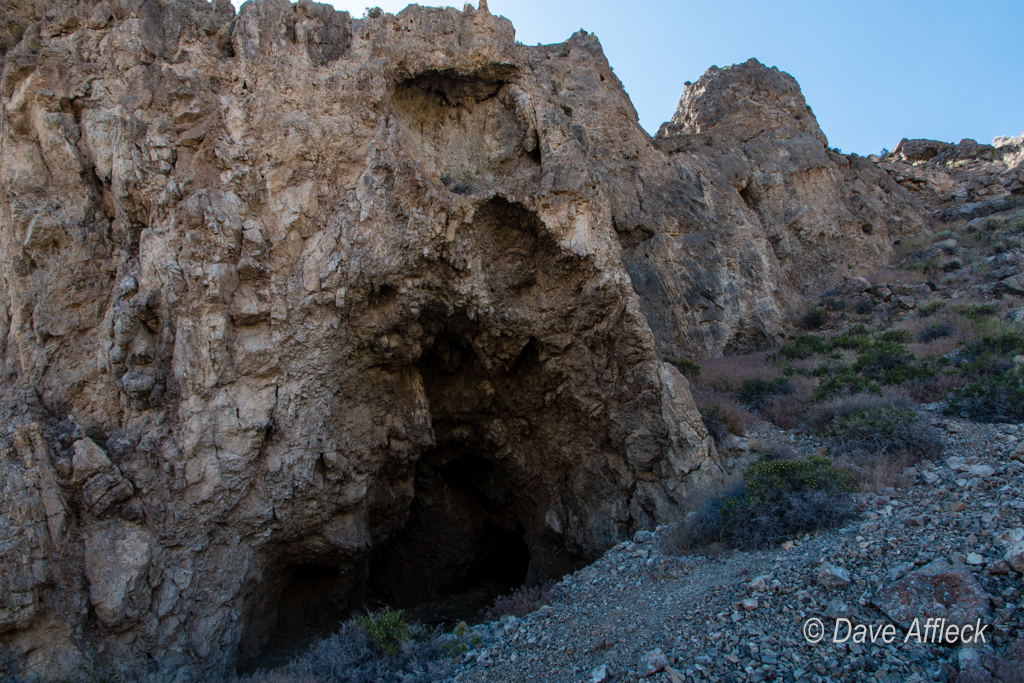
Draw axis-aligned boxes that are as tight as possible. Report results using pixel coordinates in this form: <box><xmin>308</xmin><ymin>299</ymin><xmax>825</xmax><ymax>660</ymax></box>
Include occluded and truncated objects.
<box><xmin>873</xmin><ymin>559</ymin><xmax>992</xmax><ymax>630</ymax></box>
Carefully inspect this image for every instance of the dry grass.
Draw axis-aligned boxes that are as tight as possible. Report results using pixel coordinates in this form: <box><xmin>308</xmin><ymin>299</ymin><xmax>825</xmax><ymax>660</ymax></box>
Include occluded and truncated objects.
<box><xmin>486</xmin><ymin>582</ymin><xmax>558</xmax><ymax>620</ymax></box>
<box><xmin>833</xmin><ymin>452</ymin><xmax>913</xmax><ymax>493</ymax></box>
<box><xmin>905</xmin><ymin>374</ymin><xmax>969</xmax><ymax>403</ymax></box>
<box><xmin>692</xmin><ymin>388</ymin><xmax>757</xmax><ymax>439</ymax></box>
<box><xmin>693</xmin><ymin>352</ymin><xmax>778</xmax><ymax>392</ymax></box>
<box><xmin>864</xmin><ymin>267</ymin><xmax>929</xmax><ymax>285</ymax></box>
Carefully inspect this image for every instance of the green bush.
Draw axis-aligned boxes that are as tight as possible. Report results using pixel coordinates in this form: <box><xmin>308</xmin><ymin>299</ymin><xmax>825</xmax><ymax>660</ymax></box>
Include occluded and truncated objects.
<box><xmin>831</xmin><ymin>325</ymin><xmax>871</xmax><ymax>350</ymax></box>
<box><xmin>801</xmin><ymin>307</ymin><xmax>828</xmax><ymax>330</ymax></box>
<box><xmin>917</xmin><ymin>300</ymin><xmax>947</xmax><ymax>317</ymax></box>
<box><xmin>813</xmin><ymin>366</ymin><xmax>881</xmax><ymax>401</ymax></box>
<box><xmin>853</xmin><ymin>340</ymin><xmax>935</xmax><ymax>385</ymax></box>
<box><xmin>670</xmin><ymin>457</ymin><xmax>857</xmax><ymax>551</ymax></box>
<box><xmin>952</xmin><ymin>302</ymin><xmax>999</xmax><ymax>319</ymax></box>
<box><xmin>777</xmin><ymin>334</ymin><xmax>830</xmax><ymax>360</ymax></box>
<box><xmin>357</xmin><ymin>608</ymin><xmax>409</xmax><ymax>655</ymax></box>
<box><xmin>743</xmin><ymin>456</ymin><xmax>858</xmax><ymax>506</ymax></box>
<box><xmin>813</xmin><ymin>396</ymin><xmax>942</xmax><ymax>461</ymax></box>
<box><xmin>947</xmin><ymin>367</ymin><xmax>1024</xmax><ymax>423</ymax></box>
<box><xmin>665</xmin><ymin>356</ymin><xmax>701</xmax><ymax>377</ymax></box>
<box><xmin>918</xmin><ymin>323</ymin><xmax>954</xmax><ymax>343</ymax></box>
<box><xmin>878</xmin><ymin>329</ymin><xmax>912</xmax><ymax>343</ymax></box>
<box><xmin>854</xmin><ymin>299</ymin><xmax>874</xmax><ymax>315</ymax></box>
<box><xmin>821</xmin><ymin>297</ymin><xmax>846</xmax><ymax>311</ymax></box>
<box><xmin>736</xmin><ymin>377</ymin><xmax>794</xmax><ymax>408</ymax></box>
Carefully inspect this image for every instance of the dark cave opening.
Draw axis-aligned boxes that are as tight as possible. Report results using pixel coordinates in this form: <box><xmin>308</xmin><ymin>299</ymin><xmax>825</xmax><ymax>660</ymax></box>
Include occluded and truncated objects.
<box><xmin>367</xmin><ymin>452</ymin><xmax>532</xmax><ymax>625</ymax></box>
<box><xmin>236</xmin><ymin>559</ymin><xmax>366</xmax><ymax>673</ymax></box>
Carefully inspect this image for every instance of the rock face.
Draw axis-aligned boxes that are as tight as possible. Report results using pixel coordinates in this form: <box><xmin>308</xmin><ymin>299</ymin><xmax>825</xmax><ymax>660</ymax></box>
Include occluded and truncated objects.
<box><xmin>0</xmin><ymin>3</ymin><xmax>926</xmax><ymax>681</ymax></box>
<box><xmin>883</xmin><ymin>134</ymin><xmax>1024</xmax><ymax>215</ymax></box>
<box><xmin>653</xmin><ymin>59</ymin><xmax>926</xmax><ymax>307</ymax></box>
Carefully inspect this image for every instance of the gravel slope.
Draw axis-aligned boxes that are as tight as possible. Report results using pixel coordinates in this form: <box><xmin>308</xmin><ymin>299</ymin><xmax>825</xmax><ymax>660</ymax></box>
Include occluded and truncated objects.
<box><xmin>452</xmin><ymin>412</ymin><xmax>1024</xmax><ymax>683</ymax></box>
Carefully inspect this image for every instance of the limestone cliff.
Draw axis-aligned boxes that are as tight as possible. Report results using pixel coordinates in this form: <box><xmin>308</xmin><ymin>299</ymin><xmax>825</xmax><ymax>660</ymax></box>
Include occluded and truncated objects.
<box><xmin>0</xmin><ymin>2</ymin><xmax>927</xmax><ymax>680</ymax></box>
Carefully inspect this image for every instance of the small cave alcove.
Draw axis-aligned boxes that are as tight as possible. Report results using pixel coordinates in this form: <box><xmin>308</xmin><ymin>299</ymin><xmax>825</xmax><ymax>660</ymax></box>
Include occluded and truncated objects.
<box><xmin>236</xmin><ymin>557</ymin><xmax>366</xmax><ymax>674</ymax></box>
<box><xmin>367</xmin><ymin>451</ymin><xmax>532</xmax><ymax>625</ymax></box>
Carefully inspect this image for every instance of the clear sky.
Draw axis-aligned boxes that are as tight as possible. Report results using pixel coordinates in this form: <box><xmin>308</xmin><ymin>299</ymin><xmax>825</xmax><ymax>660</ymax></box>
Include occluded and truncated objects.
<box><xmin>232</xmin><ymin>0</ymin><xmax>1024</xmax><ymax>155</ymax></box>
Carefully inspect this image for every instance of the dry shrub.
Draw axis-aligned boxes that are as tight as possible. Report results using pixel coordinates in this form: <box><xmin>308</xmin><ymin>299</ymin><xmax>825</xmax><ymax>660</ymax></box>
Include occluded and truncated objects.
<box><xmin>833</xmin><ymin>452</ymin><xmax>913</xmax><ymax>493</ymax></box>
<box><xmin>694</xmin><ymin>352</ymin><xmax>777</xmax><ymax>392</ymax></box>
<box><xmin>865</xmin><ymin>267</ymin><xmax>928</xmax><ymax>285</ymax></box>
<box><xmin>759</xmin><ymin>394</ymin><xmax>806</xmax><ymax>430</ymax></box>
<box><xmin>692</xmin><ymin>388</ymin><xmax>756</xmax><ymax>440</ymax></box>
<box><xmin>668</xmin><ymin>458</ymin><xmax>857</xmax><ymax>552</ymax></box>
<box><xmin>664</xmin><ymin>471</ymin><xmax>742</xmax><ymax>555</ymax></box>
<box><xmin>238</xmin><ymin>619</ymin><xmax>462</xmax><ymax>683</ymax></box>
<box><xmin>808</xmin><ymin>394</ymin><xmax>942</xmax><ymax>463</ymax></box>
<box><xmin>905</xmin><ymin>373</ymin><xmax>969</xmax><ymax>403</ymax></box>
<box><xmin>486</xmin><ymin>582</ymin><xmax>557</xmax><ymax>620</ymax></box>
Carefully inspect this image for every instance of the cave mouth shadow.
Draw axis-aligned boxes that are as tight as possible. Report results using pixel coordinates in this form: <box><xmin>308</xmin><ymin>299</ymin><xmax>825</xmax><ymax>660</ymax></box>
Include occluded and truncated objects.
<box><xmin>236</xmin><ymin>560</ymin><xmax>366</xmax><ymax>674</ymax></box>
<box><xmin>367</xmin><ymin>452</ymin><xmax>532</xmax><ymax>626</ymax></box>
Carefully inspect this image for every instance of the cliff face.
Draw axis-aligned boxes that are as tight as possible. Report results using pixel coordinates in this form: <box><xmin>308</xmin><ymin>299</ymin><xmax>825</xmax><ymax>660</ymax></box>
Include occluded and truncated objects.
<box><xmin>652</xmin><ymin>60</ymin><xmax>926</xmax><ymax>315</ymax></box>
<box><xmin>0</xmin><ymin>2</ymin><xmax>926</xmax><ymax>680</ymax></box>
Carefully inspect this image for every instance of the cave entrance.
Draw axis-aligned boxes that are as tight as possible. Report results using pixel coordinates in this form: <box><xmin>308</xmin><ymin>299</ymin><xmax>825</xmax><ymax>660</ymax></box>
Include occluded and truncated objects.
<box><xmin>236</xmin><ymin>559</ymin><xmax>365</xmax><ymax>674</ymax></box>
<box><xmin>368</xmin><ymin>452</ymin><xmax>531</xmax><ymax>625</ymax></box>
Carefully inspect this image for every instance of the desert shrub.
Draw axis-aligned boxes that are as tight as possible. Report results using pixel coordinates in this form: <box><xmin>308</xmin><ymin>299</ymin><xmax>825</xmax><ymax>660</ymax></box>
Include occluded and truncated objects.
<box><xmin>918</xmin><ymin>323</ymin><xmax>954</xmax><ymax>343</ymax></box>
<box><xmin>664</xmin><ymin>356</ymin><xmax>701</xmax><ymax>377</ymax></box>
<box><xmin>831</xmin><ymin>325</ymin><xmax>871</xmax><ymax>350</ymax></box>
<box><xmin>777</xmin><ymin>334</ymin><xmax>830</xmax><ymax>360</ymax></box>
<box><xmin>486</xmin><ymin>581</ymin><xmax>558</xmax><ymax>620</ymax></box>
<box><xmin>698</xmin><ymin>403</ymin><xmax>736</xmax><ymax>443</ymax></box>
<box><xmin>854</xmin><ymin>299</ymin><xmax>874</xmax><ymax>315</ymax></box>
<box><xmin>801</xmin><ymin>307</ymin><xmax>828</xmax><ymax>330</ymax></box>
<box><xmin>247</xmin><ymin>618</ymin><xmax>463</xmax><ymax>683</ymax></box>
<box><xmin>357</xmin><ymin>608</ymin><xmax>409</xmax><ymax>655</ymax></box>
<box><xmin>952</xmin><ymin>302</ymin><xmax>999</xmax><ymax>319</ymax></box>
<box><xmin>957</xmin><ymin>331</ymin><xmax>1024</xmax><ymax>365</ymax></box>
<box><xmin>947</xmin><ymin>367</ymin><xmax>1024</xmax><ymax>423</ymax></box>
<box><xmin>821</xmin><ymin>297</ymin><xmax>846</xmax><ymax>311</ymax></box>
<box><xmin>759</xmin><ymin>394</ymin><xmax>806</xmax><ymax>430</ymax></box>
<box><xmin>736</xmin><ymin>377</ymin><xmax>794</xmax><ymax>408</ymax></box>
<box><xmin>905</xmin><ymin>373</ymin><xmax>967</xmax><ymax>403</ymax></box>
<box><xmin>671</xmin><ymin>457</ymin><xmax>857</xmax><ymax>552</ymax></box>
<box><xmin>878</xmin><ymin>329</ymin><xmax>911</xmax><ymax>343</ymax></box>
<box><xmin>917</xmin><ymin>300</ymin><xmax>947</xmax><ymax>317</ymax></box>
<box><xmin>809</xmin><ymin>395</ymin><xmax>942</xmax><ymax>461</ymax></box>
<box><xmin>812</xmin><ymin>366</ymin><xmax>881</xmax><ymax>401</ymax></box>
<box><xmin>942</xmin><ymin>258</ymin><xmax>963</xmax><ymax>273</ymax></box>
<box><xmin>365</xmin><ymin>6</ymin><xmax>383</xmax><ymax>18</ymax></box>
<box><xmin>853</xmin><ymin>340</ymin><xmax>935</xmax><ymax>385</ymax></box>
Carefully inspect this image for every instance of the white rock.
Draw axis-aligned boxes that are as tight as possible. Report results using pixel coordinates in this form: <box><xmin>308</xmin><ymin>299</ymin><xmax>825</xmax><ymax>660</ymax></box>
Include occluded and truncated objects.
<box><xmin>591</xmin><ymin>664</ymin><xmax>613</xmax><ymax>683</ymax></box>
<box><xmin>967</xmin><ymin>464</ymin><xmax>995</xmax><ymax>478</ymax></box>
<box><xmin>946</xmin><ymin>456</ymin><xmax>970</xmax><ymax>472</ymax></box>
<box><xmin>1005</xmin><ymin>542</ymin><xmax>1024</xmax><ymax>572</ymax></box>
<box><xmin>966</xmin><ymin>553</ymin><xmax>984</xmax><ymax>565</ymax></box>
<box><xmin>994</xmin><ymin>528</ymin><xmax>1024</xmax><ymax>547</ymax></box>
<box><xmin>71</xmin><ymin>438</ymin><xmax>114</xmax><ymax>486</ymax></box>
<box><xmin>638</xmin><ymin>648</ymin><xmax>668</xmax><ymax>677</ymax></box>
<box><xmin>818</xmin><ymin>561</ymin><xmax>851</xmax><ymax>589</ymax></box>
<box><xmin>84</xmin><ymin>522</ymin><xmax>152</xmax><ymax>627</ymax></box>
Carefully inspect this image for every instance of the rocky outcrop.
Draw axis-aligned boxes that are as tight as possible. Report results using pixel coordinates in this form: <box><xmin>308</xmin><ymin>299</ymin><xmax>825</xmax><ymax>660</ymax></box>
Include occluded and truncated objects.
<box><xmin>0</xmin><ymin>3</ymin><xmax>929</xmax><ymax>680</ymax></box>
<box><xmin>653</xmin><ymin>59</ymin><xmax>927</xmax><ymax>304</ymax></box>
<box><xmin>882</xmin><ymin>134</ymin><xmax>1024</xmax><ymax>215</ymax></box>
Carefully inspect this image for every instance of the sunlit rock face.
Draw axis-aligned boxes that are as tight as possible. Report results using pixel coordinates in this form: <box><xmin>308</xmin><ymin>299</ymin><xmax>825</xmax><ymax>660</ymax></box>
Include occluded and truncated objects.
<box><xmin>0</xmin><ymin>1</ymin><xmax>932</xmax><ymax>679</ymax></box>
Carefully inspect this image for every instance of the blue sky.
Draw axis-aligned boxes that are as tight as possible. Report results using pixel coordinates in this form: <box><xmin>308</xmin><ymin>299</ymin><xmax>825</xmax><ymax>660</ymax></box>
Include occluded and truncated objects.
<box><xmin>233</xmin><ymin>0</ymin><xmax>1024</xmax><ymax>155</ymax></box>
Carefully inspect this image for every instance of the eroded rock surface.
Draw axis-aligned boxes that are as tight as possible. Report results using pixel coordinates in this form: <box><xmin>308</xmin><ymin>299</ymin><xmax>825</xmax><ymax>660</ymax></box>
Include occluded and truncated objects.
<box><xmin>0</xmin><ymin>2</ymin><xmax>932</xmax><ymax>680</ymax></box>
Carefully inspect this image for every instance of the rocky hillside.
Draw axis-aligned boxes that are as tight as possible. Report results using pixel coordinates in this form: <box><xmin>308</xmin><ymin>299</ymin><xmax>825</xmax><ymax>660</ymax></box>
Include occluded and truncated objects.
<box><xmin>0</xmin><ymin>1</ymin><xmax>1020</xmax><ymax>682</ymax></box>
